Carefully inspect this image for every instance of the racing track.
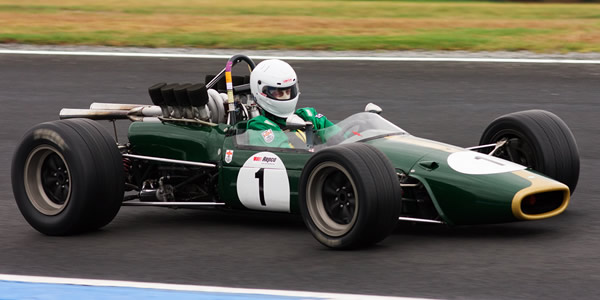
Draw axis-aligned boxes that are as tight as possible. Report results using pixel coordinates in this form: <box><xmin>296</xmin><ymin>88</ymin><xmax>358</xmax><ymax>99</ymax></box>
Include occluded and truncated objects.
<box><xmin>0</xmin><ymin>53</ymin><xmax>599</xmax><ymax>300</ymax></box>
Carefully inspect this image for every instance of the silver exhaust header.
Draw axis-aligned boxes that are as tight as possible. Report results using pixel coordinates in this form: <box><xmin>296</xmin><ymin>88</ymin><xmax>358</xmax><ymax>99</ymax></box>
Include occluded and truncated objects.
<box><xmin>59</xmin><ymin>108</ymin><xmax>129</xmax><ymax>120</ymax></box>
<box><xmin>59</xmin><ymin>103</ymin><xmax>162</xmax><ymax>121</ymax></box>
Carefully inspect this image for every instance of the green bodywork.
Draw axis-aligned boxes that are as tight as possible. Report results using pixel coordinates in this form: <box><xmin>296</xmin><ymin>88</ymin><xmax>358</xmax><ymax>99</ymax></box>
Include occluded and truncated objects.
<box><xmin>129</xmin><ymin>121</ymin><xmax>228</xmax><ymax>162</ymax></box>
<box><xmin>366</xmin><ymin>135</ymin><xmax>532</xmax><ymax>225</ymax></box>
<box><xmin>219</xmin><ymin>136</ymin><xmax>310</xmax><ymax>214</ymax></box>
<box><xmin>128</xmin><ymin>117</ymin><xmax>540</xmax><ymax>226</ymax></box>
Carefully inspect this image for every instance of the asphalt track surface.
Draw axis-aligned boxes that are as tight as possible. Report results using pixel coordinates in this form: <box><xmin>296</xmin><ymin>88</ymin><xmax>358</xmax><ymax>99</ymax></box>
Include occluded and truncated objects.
<box><xmin>1</xmin><ymin>53</ymin><xmax>599</xmax><ymax>300</ymax></box>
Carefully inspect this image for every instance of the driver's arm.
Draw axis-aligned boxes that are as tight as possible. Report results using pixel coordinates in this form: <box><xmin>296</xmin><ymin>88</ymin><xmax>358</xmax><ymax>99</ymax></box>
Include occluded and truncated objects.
<box><xmin>295</xmin><ymin>107</ymin><xmax>334</xmax><ymax>129</ymax></box>
<box><xmin>295</xmin><ymin>107</ymin><xmax>340</xmax><ymax>142</ymax></box>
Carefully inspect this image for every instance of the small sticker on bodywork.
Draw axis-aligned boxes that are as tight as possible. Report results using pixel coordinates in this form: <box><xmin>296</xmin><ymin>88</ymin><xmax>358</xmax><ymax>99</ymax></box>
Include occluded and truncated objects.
<box><xmin>225</xmin><ymin>149</ymin><xmax>233</xmax><ymax>163</ymax></box>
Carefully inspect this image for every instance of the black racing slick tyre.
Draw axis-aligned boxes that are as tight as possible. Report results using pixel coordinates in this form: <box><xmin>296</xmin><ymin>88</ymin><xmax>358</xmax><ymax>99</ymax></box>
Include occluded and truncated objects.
<box><xmin>299</xmin><ymin>143</ymin><xmax>402</xmax><ymax>249</ymax></box>
<box><xmin>479</xmin><ymin>110</ymin><xmax>580</xmax><ymax>194</ymax></box>
<box><xmin>11</xmin><ymin>119</ymin><xmax>124</xmax><ymax>235</ymax></box>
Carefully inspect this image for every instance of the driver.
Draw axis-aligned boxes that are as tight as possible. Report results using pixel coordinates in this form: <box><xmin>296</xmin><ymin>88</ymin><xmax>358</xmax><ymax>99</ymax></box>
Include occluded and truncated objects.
<box><xmin>247</xmin><ymin>59</ymin><xmax>335</xmax><ymax>148</ymax></box>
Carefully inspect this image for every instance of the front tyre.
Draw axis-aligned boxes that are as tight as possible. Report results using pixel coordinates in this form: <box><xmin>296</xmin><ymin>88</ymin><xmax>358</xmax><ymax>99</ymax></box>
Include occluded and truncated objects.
<box><xmin>299</xmin><ymin>143</ymin><xmax>402</xmax><ymax>249</ymax></box>
<box><xmin>479</xmin><ymin>110</ymin><xmax>580</xmax><ymax>194</ymax></box>
<box><xmin>12</xmin><ymin>119</ymin><xmax>124</xmax><ymax>235</ymax></box>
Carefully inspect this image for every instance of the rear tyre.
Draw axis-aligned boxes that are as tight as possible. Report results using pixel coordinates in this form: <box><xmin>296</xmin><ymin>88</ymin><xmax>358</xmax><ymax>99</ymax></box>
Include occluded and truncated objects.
<box><xmin>479</xmin><ymin>110</ymin><xmax>579</xmax><ymax>194</ymax></box>
<box><xmin>299</xmin><ymin>143</ymin><xmax>402</xmax><ymax>249</ymax></box>
<box><xmin>11</xmin><ymin>119</ymin><xmax>124</xmax><ymax>235</ymax></box>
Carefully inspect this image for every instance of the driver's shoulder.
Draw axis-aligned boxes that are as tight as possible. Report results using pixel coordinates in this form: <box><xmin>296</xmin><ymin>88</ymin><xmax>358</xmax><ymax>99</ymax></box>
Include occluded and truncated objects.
<box><xmin>247</xmin><ymin>115</ymin><xmax>282</xmax><ymax>131</ymax></box>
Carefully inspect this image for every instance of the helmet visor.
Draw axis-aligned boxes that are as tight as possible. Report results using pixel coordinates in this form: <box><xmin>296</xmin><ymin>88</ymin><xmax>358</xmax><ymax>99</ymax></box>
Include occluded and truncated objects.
<box><xmin>263</xmin><ymin>84</ymin><xmax>298</xmax><ymax>100</ymax></box>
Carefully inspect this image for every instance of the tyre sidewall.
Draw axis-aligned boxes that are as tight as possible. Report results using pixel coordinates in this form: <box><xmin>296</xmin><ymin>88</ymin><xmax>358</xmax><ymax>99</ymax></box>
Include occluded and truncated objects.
<box><xmin>302</xmin><ymin>148</ymin><xmax>367</xmax><ymax>248</ymax></box>
<box><xmin>12</xmin><ymin>121</ymin><xmax>96</xmax><ymax>235</ymax></box>
<box><xmin>299</xmin><ymin>144</ymin><xmax>401</xmax><ymax>249</ymax></box>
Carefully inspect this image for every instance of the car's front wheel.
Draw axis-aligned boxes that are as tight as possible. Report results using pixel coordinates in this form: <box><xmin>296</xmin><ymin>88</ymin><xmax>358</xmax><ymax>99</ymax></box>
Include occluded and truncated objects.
<box><xmin>479</xmin><ymin>109</ymin><xmax>580</xmax><ymax>194</ymax></box>
<box><xmin>12</xmin><ymin>119</ymin><xmax>124</xmax><ymax>235</ymax></box>
<box><xmin>299</xmin><ymin>143</ymin><xmax>402</xmax><ymax>249</ymax></box>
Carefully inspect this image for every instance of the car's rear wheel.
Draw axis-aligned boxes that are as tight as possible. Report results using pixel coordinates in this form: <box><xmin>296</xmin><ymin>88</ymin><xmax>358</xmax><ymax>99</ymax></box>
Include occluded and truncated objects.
<box><xmin>299</xmin><ymin>143</ymin><xmax>402</xmax><ymax>249</ymax></box>
<box><xmin>12</xmin><ymin>119</ymin><xmax>124</xmax><ymax>235</ymax></box>
<box><xmin>479</xmin><ymin>109</ymin><xmax>579</xmax><ymax>194</ymax></box>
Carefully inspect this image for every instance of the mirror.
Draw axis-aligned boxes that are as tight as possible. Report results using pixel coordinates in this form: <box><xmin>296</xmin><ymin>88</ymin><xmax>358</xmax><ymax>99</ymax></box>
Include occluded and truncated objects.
<box><xmin>365</xmin><ymin>103</ymin><xmax>382</xmax><ymax>114</ymax></box>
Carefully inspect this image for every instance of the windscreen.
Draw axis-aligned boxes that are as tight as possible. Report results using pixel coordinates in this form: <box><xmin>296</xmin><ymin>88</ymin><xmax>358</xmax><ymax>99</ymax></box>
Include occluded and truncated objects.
<box><xmin>236</xmin><ymin>112</ymin><xmax>408</xmax><ymax>150</ymax></box>
<box><xmin>313</xmin><ymin>112</ymin><xmax>408</xmax><ymax>149</ymax></box>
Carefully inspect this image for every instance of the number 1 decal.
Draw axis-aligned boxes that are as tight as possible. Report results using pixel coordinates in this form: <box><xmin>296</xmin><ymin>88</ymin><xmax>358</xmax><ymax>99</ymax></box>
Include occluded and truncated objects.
<box><xmin>254</xmin><ymin>168</ymin><xmax>266</xmax><ymax>206</ymax></box>
<box><xmin>236</xmin><ymin>152</ymin><xmax>290</xmax><ymax>212</ymax></box>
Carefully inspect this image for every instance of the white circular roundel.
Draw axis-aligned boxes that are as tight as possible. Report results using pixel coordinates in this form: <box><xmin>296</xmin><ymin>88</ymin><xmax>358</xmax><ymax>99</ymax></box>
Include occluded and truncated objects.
<box><xmin>236</xmin><ymin>152</ymin><xmax>290</xmax><ymax>212</ymax></box>
<box><xmin>447</xmin><ymin>151</ymin><xmax>526</xmax><ymax>175</ymax></box>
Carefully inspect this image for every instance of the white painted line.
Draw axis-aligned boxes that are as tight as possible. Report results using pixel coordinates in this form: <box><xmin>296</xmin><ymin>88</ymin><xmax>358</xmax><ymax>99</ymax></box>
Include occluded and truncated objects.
<box><xmin>1</xmin><ymin>49</ymin><xmax>600</xmax><ymax>64</ymax></box>
<box><xmin>0</xmin><ymin>274</ymin><xmax>439</xmax><ymax>300</ymax></box>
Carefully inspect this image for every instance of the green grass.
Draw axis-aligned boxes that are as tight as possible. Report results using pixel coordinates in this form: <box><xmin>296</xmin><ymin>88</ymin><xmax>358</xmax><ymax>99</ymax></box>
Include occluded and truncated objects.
<box><xmin>0</xmin><ymin>28</ymin><xmax>570</xmax><ymax>51</ymax></box>
<box><xmin>0</xmin><ymin>1</ymin><xmax>599</xmax><ymax>19</ymax></box>
<box><xmin>0</xmin><ymin>0</ymin><xmax>599</xmax><ymax>52</ymax></box>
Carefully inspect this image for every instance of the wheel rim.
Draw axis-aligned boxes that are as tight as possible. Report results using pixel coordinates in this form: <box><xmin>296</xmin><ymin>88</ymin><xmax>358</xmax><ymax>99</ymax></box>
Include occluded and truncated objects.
<box><xmin>306</xmin><ymin>162</ymin><xmax>358</xmax><ymax>237</ymax></box>
<box><xmin>490</xmin><ymin>131</ymin><xmax>538</xmax><ymax>169</ymax></box>
<box><xmin>23</xmin><ymin>145</ymin><xmax>72</xmax><ymax>215</ymax></box>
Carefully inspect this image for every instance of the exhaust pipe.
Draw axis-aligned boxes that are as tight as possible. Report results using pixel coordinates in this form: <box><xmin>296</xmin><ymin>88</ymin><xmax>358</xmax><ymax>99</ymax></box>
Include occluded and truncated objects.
<box><xmin>59</xmin><ymin>108</ymin><xmax>129</xmax><ymax>120</ymax></box>
<box><xmin>59</xmin><ymin>104</ymin><xmax>162</xmax><ymax>121</ymax></box>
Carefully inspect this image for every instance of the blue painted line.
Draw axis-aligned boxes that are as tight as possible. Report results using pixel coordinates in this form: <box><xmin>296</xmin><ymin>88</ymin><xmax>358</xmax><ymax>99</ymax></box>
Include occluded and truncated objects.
<box><xmin>0</xmin><ymin>274</ymin><xmax>432</xmax><ymax>300</ymax></box>
<box><xmin>0</xmin><ymin>281</ymin><xmax>321</xmax><ymax>300</ymax></box>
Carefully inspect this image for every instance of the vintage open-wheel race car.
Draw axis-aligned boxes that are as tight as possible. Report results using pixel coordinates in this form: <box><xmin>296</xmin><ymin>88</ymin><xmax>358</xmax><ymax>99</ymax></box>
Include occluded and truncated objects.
<box><xmin>11</xmin><ymin>54</ymin><xmax>580</xmax><ymax>249</ymax></box>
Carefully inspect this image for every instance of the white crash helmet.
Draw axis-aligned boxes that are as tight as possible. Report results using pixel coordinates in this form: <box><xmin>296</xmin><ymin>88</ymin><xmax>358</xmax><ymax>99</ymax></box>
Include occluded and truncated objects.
<box><xmin>250</xmin><ymin>59</ymin><xmax>300</xmax><ymax>118</ymax></box>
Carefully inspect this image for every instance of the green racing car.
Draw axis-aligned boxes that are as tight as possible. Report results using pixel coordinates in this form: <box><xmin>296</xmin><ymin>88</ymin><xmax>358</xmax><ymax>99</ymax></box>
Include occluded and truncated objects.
<box><xmin>11</xmin><ymin>55</ymin><xmax>580</xmax><ymax>249</ymax></box>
